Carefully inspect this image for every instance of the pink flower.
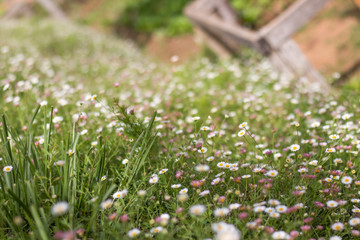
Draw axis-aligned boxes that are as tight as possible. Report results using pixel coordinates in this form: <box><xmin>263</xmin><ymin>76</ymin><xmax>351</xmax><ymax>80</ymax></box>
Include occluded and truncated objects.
<box><xmin>120</xmin><ymin>214</ymin><xmax>129</xmax><ymax>222</ymax></box>
<box><xmin>300</xmin><ymin>225</ymin><xmax>311</xmax><ymax>232</ymax></box>
<box><xmin>237</xmin><ymin>212</ymin><xmax>248</xmax><ymax>220</ymax></box>
<box><xmin>108</xmin><ymin>213</ymin><xmax>117</xmax><ymax>221</ymax></box>
<box><xmin>289</xmin><ymin>230</ymin><xmax>299</xmax><ymax>237</ymax></box>
<box><xmin>176</xmin><ymin>207</ymin><xmax>184</xmax><ymax>214</ymax></box>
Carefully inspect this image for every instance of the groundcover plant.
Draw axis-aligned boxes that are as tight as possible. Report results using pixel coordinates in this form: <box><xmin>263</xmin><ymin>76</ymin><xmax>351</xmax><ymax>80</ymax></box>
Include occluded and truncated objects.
<box><xmin>0</xmin><ymin>20</ymin><xmax>360</xmax><ymax>240</ymax></box>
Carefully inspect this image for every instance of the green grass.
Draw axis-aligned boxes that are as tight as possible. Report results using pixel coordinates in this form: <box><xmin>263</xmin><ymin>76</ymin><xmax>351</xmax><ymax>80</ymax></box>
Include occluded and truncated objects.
<box><xmin>0</xmin><ymin>20</ymin><xmax>360</xmax><ymax>240</ymax></box>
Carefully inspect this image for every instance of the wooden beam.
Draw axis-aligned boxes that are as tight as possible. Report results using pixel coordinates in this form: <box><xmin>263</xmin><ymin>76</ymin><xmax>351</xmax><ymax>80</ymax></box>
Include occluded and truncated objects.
<box><xmin>216</xmin><ymin>0</ymin><xmax>238</xmax><ymax>24</ymax></box>
<box><xmin>1</xmin><ymin>1</ymin><xmax>29</xmax><ymax>20</ymax></box>
<box><xmin>185</xmin><ymin>7</ymin><xmax>259</xmax><ymax>50</ymax></box>
<box><xmin>259</xmin><ymin>0</ymin><xmax>331</xmax><ymax>49</ymax></box>
<box><xmin>269</xmin><ymin>39</ymin><xmax>330</xmax><ymax>91</ymax></box>
<box><xmin>36</xmin><ymin>0</ymin><xmax>67</xmax><ymax>21</ymax></box>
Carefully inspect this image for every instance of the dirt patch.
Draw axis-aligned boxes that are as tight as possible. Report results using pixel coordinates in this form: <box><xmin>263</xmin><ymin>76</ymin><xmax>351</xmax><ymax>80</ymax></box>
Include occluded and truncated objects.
<box><xmin>294</xmin><ymin>1</ymin><xmax>360</xmax><ymax>76</ymax></box>
<box><xmin>145</xmin><ymin>34</ymin><xmax>201</xmax><ymax>64</ymax></box>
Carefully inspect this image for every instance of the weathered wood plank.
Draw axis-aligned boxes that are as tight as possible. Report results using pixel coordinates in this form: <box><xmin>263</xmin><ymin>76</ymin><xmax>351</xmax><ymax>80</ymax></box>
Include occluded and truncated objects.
<box><xmin>2</xmin><ymin>2</ymin><xmax>28</xmax><ymax>20</ymax></box>
<box><xmin>36</xmin><ymin>0</ymin><xmax>67</xmax><ymax>21</ymax></box>
<box><xmin>187</xmin><ymin>0</ymin><xmax>220</xmax><ymax>13</ymax></box>
<box><xmin>216</xmin><ymin>0</ymin><xmax>238</xmax><ymax>24</ymax></box>
<box><xmin>269</xmin><ymin>39</ymin><xmax>330</xmax><ymax>91</ymax></box>
<box><xmin>185</xmin><ymin>7</ymin><xmax>259</xmax><ymax>49</ymax></box>
<box><xmin>259</xmin><ymin>0</ymin><xmax>331</xmax><ymax>49</ymax></box>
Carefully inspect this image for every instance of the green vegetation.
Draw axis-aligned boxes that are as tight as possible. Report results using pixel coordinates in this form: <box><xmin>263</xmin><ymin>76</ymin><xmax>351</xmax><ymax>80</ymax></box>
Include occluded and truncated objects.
<box><xmin>0</xmin><ymin>20</ymin><xmax>360</xmax><ymax>240</ymax></box>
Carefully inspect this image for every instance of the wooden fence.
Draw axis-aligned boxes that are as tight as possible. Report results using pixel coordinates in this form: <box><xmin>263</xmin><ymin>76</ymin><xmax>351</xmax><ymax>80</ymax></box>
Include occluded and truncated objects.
<box><xmin>185</xmin><ymin>0</ymin><xmax>332</xmax><ymax>91</ymax></box>
<box><xmin>2</xmin><ymin>0</ymin><xmax>67</xmax><ymax>21</ymax></box>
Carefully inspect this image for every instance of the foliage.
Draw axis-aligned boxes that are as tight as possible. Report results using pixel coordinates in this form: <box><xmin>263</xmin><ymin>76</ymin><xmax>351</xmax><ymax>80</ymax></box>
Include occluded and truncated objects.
<box><xmin>114</xmin><ymin>0</ymin><xmax>193</xmax><ymax>37</ymax></box>
<box><xmin>0</xmin><ymin>20</ymin><xmax>360</xmax><ymax>240</ymax></box>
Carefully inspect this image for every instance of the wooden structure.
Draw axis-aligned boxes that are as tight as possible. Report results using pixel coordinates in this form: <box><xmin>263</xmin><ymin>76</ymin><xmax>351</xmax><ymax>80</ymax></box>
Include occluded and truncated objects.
<box><xmin>185</xmin><ymin>0</ymin><xmax>332</xmax><ymax>91</ymax></box>
<box><xmin>2</xmin><ymin>0</ymin><xmax>67</xmax><ymax>21</ymax></box>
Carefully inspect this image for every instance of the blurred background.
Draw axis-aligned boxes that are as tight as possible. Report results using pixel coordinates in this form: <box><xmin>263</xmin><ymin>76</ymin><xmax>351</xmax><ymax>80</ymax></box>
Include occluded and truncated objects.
<box><xmin>1</xmin><ymin>0</ymin><xmax>360</xmax><ymax>86</ymax></box>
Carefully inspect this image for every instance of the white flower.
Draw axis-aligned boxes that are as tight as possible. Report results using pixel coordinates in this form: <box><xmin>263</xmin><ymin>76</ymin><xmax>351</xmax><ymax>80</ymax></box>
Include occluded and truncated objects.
<box><xmin>212</xmin><ymin>222</ymin><xmax>241</xmax><ymax>240</ymax></box>
<box><xmin>179</xmin><ymin>188</ymin><xmax>188</xmax><ymax>194</ymax></box>
<box><xmin>128</xmin><ymin>228</ymin><xmax>141</xmax><ymax>238</ymax></box>
<box><xmin>53</xmin><ymin>116</ymin><xmax>64</xmax><ymax>123</ymax></box>
<box><xmin>229</xmin><ymin>203</ymin><xmax>241</xmax><ymax>210</ymax></box>
<box><xmin>100</xmin><ymin>175</ymin><xmax>107</xmax><ymax>181</ymax></box>
<box><xmin>239</xmin><ymin>122</ymin><xmax>248</xmax><ymax>129</ymax></box>
<box><xmin>276</xmin><ymin>205</ymin><xmax>287</xmax><ymax>213</ymax></box>
<box><xmin>199</xmin><ymin>190</ymin><xmax>210</xmax><ymax>196</ymax></box>
<box><xmin>331</xmin><ymin>222</ymin><xmax>344</xmax><ymax>231</ymax></box>
<box><xmin>349</xmin><ymin>218</ymin><xmax>360</xmax><ymax>226</ymax></box>
<box><xmin>289</xmin><ymin>144</ymin><xmax>300</xmax><ymax>152</ymax></box>
<box><xmin>122</xmin><ymin>159</ymin><xmax>129</xmax><ymax>164</ymax></box>
<box><xmin>198</xmin><ymin>147</ymin><xmax>207</xmax><ymax>153</ymax></box>
<box><xmin>341</xmin><ymin>176</ymin><xmax>352</xmax><ymax>185</ymax></box>
<box><xmin>150</xmin><ymin>226</ymin><xmax>163</xmax><ymax>234</ymax></box>
<box><xmin>329</xmin><ymin>236</ymin><xmax>342</xmax><ymax>240</ymax></box>
<box><xmin>214</xmin><ymin>208</ymin><xmax>230</xmax><ymax>217</ymax></box>
<box><xmin>272</xmin><ymin>231</ymin><xmax>290</xmax><ymax>239</ymax></box>
<box><xmin>329</xmin><ymin>134</ymin><xmax>339</xmax><ymax>140</ymax></box>
<box><xmin>159</xmin><ymin>168</ymin><xmax>168</xmax><ymax>174</ymax></box>
<box><xmin>253</xmin><ymin>206</ymin><xmax>265</xmax><ymax>213</ymax></box>
<box><xmin>237</xmin><ymin>129</ymin><xmax>246</xmax><ymax>137</ymax></box>
<box><xmin>51</xmin><ymin>202</ymin><xmax>69</xmax><ymax>216</ymax></box>
<box><xmin>171</xmin><ymin>184</ymin><xmax>181</xmax><ymax>188</ymax></box>
<box><xmin>112</xmin><ymin>190</ymin><xmax>128</xmax><ymax>199</ymax></box>
<box><xmin>149</xmin><ymin>174</ymin><xmax>159</xmax><ymax>184</ymax></box>
<box><xmin>100</xmin><ymin>199</ymin><xmax>113</xmax><ymax>209</ymax></box>
<box><xmin>326</xmin><ymin>200</ymin><xmax>338</xmax><ymax>208</ymax></box>
<box><xmin>268</xmin><ymin>199</ymin><xmax>281</xmax><ymax>206</ymax></box>
<box><xmin>189</xmin><ymin>205</ymin><xmax>206</xmax><ymax>216</ymax></box>
<box><xmin>266</xmin><ymin>170</ymin><xmax>278</xmax><ymax>177</ymax></box>
<box><xmin>3</xmin><ymin>165</ymin><xmax>13</xmax><ymax>172</ymax></box>
<box><xmin>195</xmin><ymin>164</ymin><xmax>210</xmax><ymax>172</ymax></box>
<box><xmin>326</xmin><ymin>148</ymin><xmax>336</xmax><ymax>153</ymax></box>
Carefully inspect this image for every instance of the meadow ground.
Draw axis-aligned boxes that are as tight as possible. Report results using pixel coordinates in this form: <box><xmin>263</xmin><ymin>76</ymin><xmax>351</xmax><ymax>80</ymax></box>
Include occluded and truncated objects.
<box><xmin>0</xmin><ymin>20</ymin><xmax>360</xmax><ymax>240</ymax></box>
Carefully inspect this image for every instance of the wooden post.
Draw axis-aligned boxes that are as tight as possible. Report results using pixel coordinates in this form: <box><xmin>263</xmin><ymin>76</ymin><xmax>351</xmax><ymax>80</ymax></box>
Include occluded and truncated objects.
<box><xmin>1</xmin><ymin>0</ymin><xmax>67</xmax><ymax>21</ymax></box>
<box><xmin>184</xmin><ymin>0</ymin><xmax>332</xmax><ymax>92</ymax></box>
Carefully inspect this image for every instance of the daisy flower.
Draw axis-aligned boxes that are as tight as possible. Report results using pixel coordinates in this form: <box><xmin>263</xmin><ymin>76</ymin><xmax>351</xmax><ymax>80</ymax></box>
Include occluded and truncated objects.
<box><xmin>195</xmin><ymin>164</ymin><xmax>210</xmax><ymax>172</ymax></box>
<box><xmin>198</xmin><ymin>147</ymin><xmax>207</xmax><ymax>154</ymax></box>
<box><xmin>289</xmin><ymin>144</ymin><xmax>300</xmax><ymax>152</ymax></box>
<box><xmin>206</xmin><ymin>156</ymin><xmax>215</xmax><ymax>162</ymax></box>
<box><xmin>329</xmin><ymin>134</ymin><xmax>340</xmax><ymax>140</ymax></box>
<box><xmin>127</xmin><ymin>228</ymin><xmax>141</xmax><ymax>238</ymax></box>
<box><xmin>341</xmin><ymin>176</ymin><xmax>352</xmax><ymax>185</ymax></box>
<box><xmin>272</xmin><ymin>231</ymin><xmax>290</xmax><ymax>239</ymax></box>
<box><xmin>213</xmin><ymin>208</ymin><xmax>230</xmax><ymax>217</ymax></box>
<box><xmin>276</xmin><ymin>205</ymin><xmax>287</xmax><ymax>213</ymax></box>
<box><xmin>158</xmin><ymin>168</ymin><xmax>168</xmax><ymax>174</ymax></box>
<box><xmin>331</xmin><ymin>222</ymin><xmax>344</xmax><ymax>231</ymax></box>
<box><xmin>326</xmin><ymin>148</ymin><xmax>336</xmax><ymax>153</ymax></box>
<box><xmin>179</xmin><ymin>188</ymin><xmax>188</xmax><ymax>195</ymax></box>
<box><xmin>150</xmin><ymin>226</ymin><xmax>163</xmax><ymax>234</ymax></box>
<box><xmin>349</xmin><ymin>218</ymin><xmax>360</xmax><ymax>226</ymax></box>
<box><xmin>189</xmin><ymin>205</ymin><xmax>206</xmax><ymax>216</ymax></box>
<box><xmin>171</xmin><ymin>184</ymin><xmax>181</xmax><ymax>189</ymax></box>
<box><xmin>238</xmin><ymin>129</ymin><xmax>246</xmax><ymax>137</ymax></box>
<box><xmin>266</xmin><ymin>170</ymin><xmax>278</xmax><ymax>177</ymax></box>
<box><xmin>149</xmin><ymin>174</ymin><xmax>159</xmax><ymax>184</ymax></box>
<box><xmin>112</xmin><ymin>190</ymin><xmax>128</xmax><ymax>199</ymax></box>
<box><xmin>3</xmin><ymin>165</ymin><xmax>13</xmax><ymax>172</ymax></box>
<box><xmin>51</xmin><ymin>202</ymin><xmax>69</xmax><ymax>216</ymax></box>
<box><xmin>326</xmin><ymin>200</ymin><xmax>338</xmax><ymax>208</ymax></box>
<box><xmin>100</xmin><ymin>199</ymin><xmax>113</xmax><ymax>209</ymax></box>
